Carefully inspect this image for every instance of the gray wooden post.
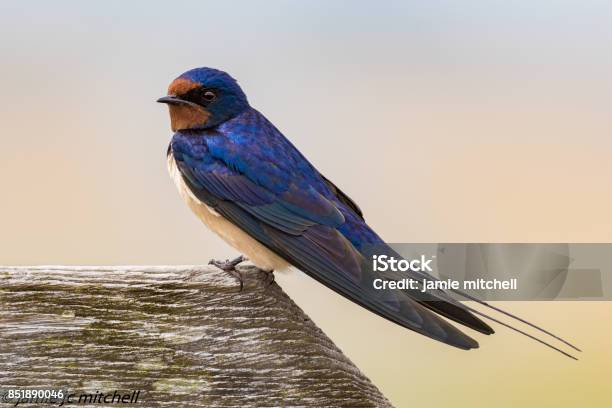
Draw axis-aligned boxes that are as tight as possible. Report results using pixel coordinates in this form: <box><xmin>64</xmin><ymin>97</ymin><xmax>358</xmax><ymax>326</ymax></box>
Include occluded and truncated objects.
<box><xmin>0</xmin><ymin>263</ymin><xmax>393</xmax><ymax>407</ymax></box>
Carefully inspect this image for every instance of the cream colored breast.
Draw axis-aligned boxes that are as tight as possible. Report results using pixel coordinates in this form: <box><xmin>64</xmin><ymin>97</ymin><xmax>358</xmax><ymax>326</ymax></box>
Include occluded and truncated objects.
<box><xmin>167</xmin><ymin>151</ymin><xmax>290</xmax><ymax>272</ymax></box>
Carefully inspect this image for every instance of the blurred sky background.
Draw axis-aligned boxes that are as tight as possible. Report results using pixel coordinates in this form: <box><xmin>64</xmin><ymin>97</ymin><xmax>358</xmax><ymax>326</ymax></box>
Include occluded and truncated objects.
<box><xmin>1</xmin><ymin>1</ymin><xmax>611</xmax><ymax>406</ymax></box>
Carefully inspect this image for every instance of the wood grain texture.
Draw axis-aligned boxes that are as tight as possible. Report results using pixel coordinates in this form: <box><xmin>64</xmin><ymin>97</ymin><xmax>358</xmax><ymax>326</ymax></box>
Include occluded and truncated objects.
<box><xmin>0</xmin><ymin>264</ymin><xmax>393</xmax><ymax>408</ymax></box>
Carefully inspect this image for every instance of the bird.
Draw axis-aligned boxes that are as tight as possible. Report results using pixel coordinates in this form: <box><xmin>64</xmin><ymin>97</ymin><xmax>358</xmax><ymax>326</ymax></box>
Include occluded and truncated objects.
<box><xmin>158</xmin><ymin>67</ymin><xmax>578</xmax><ymax>357</ymax></box>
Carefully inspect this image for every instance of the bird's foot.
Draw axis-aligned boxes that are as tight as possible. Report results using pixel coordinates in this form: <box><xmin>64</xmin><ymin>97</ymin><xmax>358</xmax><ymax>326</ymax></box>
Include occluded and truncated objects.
<box><xmin>262</xmin><ymin>269</ymin><xmax>275</xmax><ymax>288</ymax></box>
<box><xmin>208</xmin><ymin>256</ymin><xmax>275</xmax><ymax>291</ymax></box>
<box><xmin>209</xmin><ymin>255</ymin><xmax>247</xmax><ymax>290</ymax></box>
<box><xmin>209</xmin><ymin>255</ymin><xmax>246</xmax><ymax>272</ymax></box>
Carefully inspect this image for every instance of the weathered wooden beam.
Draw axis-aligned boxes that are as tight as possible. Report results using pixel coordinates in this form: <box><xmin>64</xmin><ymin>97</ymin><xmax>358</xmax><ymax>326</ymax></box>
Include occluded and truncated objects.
<box><xmin>0</xmin><ymin>264</ymin><xmax>393</xmax><ymax>407</ymax></box>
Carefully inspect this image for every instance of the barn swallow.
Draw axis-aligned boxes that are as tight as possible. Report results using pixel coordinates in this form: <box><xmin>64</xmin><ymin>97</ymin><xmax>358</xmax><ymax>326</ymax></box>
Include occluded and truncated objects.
<box><xmin>158</xmin><ymin>67</ymin><xmax>578</xmax><ymax>357</ymax></box>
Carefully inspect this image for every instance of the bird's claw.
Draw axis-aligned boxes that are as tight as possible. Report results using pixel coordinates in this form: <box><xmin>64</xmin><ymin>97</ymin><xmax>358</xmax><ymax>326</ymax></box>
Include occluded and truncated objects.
<box><xmin>208</xmin><ymin>256</ymin><xmax>274</xmax><ymax>291</ymax></box>
<box><xmin>208</xmin><ymin>255</ymin><xmax>246</xmax><ymax>272</ymax></box>
<box><xmin>209</xmin><ymin>255</ymin><xmax>247</xmax><ymax>291</ymax></box>
<box><xmin>262</xmin><ymin>269</ymin><xmax>275</xmax><ymax>288</ymax></box>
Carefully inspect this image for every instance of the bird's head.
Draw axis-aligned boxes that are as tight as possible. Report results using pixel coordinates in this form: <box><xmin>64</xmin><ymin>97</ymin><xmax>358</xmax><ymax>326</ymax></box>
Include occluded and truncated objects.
<box><xmin>157</xmin><ymin>67</ymin><xmax>249</xmax><ymax>131</ymax></box>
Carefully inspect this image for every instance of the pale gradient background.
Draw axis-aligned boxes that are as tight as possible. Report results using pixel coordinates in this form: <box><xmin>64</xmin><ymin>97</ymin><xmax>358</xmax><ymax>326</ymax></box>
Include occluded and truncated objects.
<box><xmin>1</xmin><ymin>1</ymin><xmax>611</xmax><ymax>406</ymax></box>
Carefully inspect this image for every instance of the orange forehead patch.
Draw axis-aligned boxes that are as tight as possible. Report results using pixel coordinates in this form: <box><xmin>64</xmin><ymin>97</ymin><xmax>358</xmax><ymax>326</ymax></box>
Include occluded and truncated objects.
<box><xmin>167</xmin><ymin>77</ymin><xmax>200</xmax><ymax>96</ymax></box>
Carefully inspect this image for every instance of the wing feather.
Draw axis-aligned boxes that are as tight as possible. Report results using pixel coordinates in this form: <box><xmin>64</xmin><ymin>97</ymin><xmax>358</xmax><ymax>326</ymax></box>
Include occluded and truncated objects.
<box><xmin>172</xmin><ymin>144</ymin><xmax>482</xmax><ymax>349</ymax></box>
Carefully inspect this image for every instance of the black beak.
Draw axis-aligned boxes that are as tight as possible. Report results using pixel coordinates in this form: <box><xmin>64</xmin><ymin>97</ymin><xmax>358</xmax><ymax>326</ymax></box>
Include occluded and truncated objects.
<box><xmin>157</xmin><ymin>95</ymin><xmax>184</xmax><ymax>105</ymax></box>
<box><xmin>157</xmin><ymin>95</ymin><xmax>203</xmax><ymax>109</ymax></box>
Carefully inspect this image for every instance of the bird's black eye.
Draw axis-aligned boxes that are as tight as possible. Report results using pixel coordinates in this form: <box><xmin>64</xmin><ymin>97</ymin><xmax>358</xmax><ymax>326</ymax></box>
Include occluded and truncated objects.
<box><xmin>203</xmin><ymin>90</ymin><xmax>216</xmax><ymax>102</ymax></box>
<box><xmin>181</xmin><ymin>87</ymin><xmax>217</xmax><ymax>107</ymax></box>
